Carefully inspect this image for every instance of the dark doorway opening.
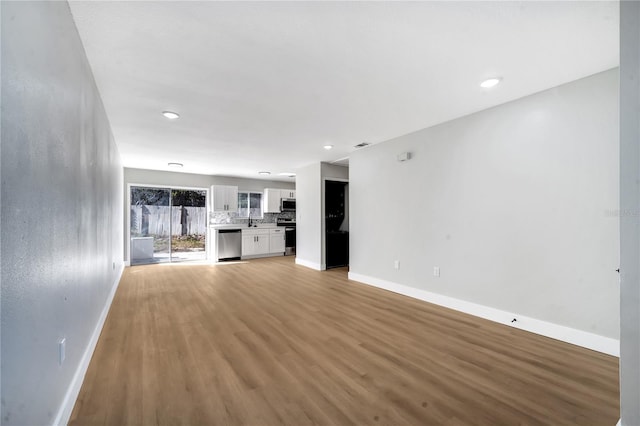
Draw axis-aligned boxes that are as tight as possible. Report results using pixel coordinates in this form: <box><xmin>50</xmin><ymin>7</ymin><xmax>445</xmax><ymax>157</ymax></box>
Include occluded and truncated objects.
<box><xmin>325</xmin><ymin>180</ymin><xmax>349</xmax><ymax>269</ymax></box>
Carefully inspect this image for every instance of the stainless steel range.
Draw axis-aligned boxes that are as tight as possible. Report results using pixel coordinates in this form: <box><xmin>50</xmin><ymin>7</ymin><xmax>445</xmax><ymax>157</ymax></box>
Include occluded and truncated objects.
<box><xmin>277</xmin><ymin>218</ymin><xmax>296</xmax><ymax>256</ymax></box>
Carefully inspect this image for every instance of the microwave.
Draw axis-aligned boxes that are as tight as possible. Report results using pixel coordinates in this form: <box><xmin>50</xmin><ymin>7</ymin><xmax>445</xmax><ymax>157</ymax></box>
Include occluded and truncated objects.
<box><xmin>281</xmin><ymin>198</ymin><xmax>296</xmax><ymax>212</ymax></box>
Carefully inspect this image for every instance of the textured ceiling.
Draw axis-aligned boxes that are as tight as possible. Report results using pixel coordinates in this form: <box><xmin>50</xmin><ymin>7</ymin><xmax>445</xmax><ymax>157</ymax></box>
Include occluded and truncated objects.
<box><xmin>68</xmin><ymin>1</ymin><xmax>619</xmax><ymax>181</ymax></box>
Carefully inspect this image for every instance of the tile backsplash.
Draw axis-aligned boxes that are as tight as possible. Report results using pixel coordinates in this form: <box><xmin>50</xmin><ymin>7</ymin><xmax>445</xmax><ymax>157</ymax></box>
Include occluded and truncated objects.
<box><xmin>210</xmin><ymin>211</ymin><xmax>294</xmax><ymax>225</ymax></box>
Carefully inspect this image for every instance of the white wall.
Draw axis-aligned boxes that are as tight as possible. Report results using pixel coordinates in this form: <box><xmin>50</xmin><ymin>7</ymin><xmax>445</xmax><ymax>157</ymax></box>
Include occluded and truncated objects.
<box><xmin>124</xmin><ymin>167</ymin><xmax>295</xmax><ymax>193</ymax></box>
<box><xmin>350</xmin><ymin>69</ymin><xmax>619</xmax><ymax>341</ymax></box>
<box><xmin>295</xmin><ymin>163</ymin><xmax>322</xmax><ymax>269</ymax></box>
<box><xmin>1</xmin><ymin>2</ymin><xmax>123</xmax><ymax>425</ymax></box>
<box><xmin>620</xmin><ymin>2</ymin><xmax>640</xmax><ymax>423</ymax></box>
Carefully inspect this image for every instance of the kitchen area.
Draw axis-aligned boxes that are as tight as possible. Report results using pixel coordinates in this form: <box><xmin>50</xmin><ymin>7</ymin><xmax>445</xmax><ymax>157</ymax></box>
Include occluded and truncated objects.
<box><xmin>210</xmin><ymin>185</ymin><xmax>297</xmax><ymax>262</ymax></box>
<box><xmin>125</xmin><ymin>166</ymin><xmax>350</xmax><ymax>269</ymax></box>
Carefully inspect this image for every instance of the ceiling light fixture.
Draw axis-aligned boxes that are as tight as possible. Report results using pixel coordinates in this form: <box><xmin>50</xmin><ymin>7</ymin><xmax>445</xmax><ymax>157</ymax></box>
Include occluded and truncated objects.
<box><xmin>258</xmin><ymin>171</ymin><xmax>271</xmax><ymax>175</ymax></box>
<box><xmin>480</xmin><ymin>77</ymin><xmax>502</xmax><ymax>88</ymax></box>
<box><xmin>324</xmin><ymin>144</ymin><xmax>333</xmax><ymax>150</ymax></box>
<box><xmin>167</xmin><ymin>162</ymin><xmax>183</xmax><ymax>168</ymax></box>
<box><xmin>162</xmin><ymin>111</ymin><xmax>180</xmax><ymax>120</ymax></box>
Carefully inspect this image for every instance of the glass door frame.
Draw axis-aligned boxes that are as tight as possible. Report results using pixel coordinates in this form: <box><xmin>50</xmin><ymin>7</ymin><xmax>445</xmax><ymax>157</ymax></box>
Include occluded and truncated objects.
<box><xmin>126</xmin><ymin>183</ymin><xmax>210</xmax><ymax>265</ymax></box>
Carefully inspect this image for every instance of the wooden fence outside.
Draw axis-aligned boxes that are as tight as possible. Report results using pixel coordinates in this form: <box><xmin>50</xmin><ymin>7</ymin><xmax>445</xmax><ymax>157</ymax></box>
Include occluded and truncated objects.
<box><xmin>130</xmin><ymin>205</ymin><xmax>206</xmax><ymax>236</ymax></box>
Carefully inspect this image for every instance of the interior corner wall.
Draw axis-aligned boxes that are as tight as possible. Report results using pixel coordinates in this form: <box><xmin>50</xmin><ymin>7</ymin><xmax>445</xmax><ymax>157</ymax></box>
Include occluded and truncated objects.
<box><xmin>1</xmin><ymin>2</ymin><xmax>123</xmax><ymax>425</ymax></box>
<box><xmin>295</xmin><ymin>163</ymin><xmax>323</xmax><ymax>269</ymax></box>
<box><xmin>349</xmin><ymin>69</ymin><xmax>619</xmax><ymax>340</ymax></box>
<box><xmin>620</xmin><ymin>1</ymin><xmax>640</xmax><ymax>424</ymax></box>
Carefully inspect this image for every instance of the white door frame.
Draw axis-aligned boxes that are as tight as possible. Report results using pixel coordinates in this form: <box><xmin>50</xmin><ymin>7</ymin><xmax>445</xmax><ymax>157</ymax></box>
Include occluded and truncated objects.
<box><xmin>126</xmin><ymin>183</ymin><xmax>210</xmax><ymax>265</ymax></box>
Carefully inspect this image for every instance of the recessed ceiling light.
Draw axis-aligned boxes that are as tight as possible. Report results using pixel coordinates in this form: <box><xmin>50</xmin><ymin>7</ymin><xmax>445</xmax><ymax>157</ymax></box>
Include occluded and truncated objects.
<box><xmin>480</xmin><ymin>78</ymin><xmax>502</xmax><ymax>88</ymax></box>
<box><xmin>324</xmin><ymin>144</ymin><xmax>333</xmax><ymax>150</ymax></box>
<box><xmin>162</xmin><ymin>111</ymin><xmax>180</xmax><ymax>120</ymax></box>
<box><xmin>167</xmin><ymin>162</ymin><xmax>183</xmax><ymax>168</ymax></box>
<box><xmin>258</xmin><ymin>171</ymin><xmax>271</xmax><ymax>175</ymax></box>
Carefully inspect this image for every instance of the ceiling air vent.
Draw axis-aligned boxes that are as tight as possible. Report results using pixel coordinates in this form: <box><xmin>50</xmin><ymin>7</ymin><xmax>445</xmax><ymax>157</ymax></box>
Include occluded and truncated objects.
<box><xmin>354</xmin><ymin>142</ymin><xmax>371</xmax><ymax>148</ymax></box>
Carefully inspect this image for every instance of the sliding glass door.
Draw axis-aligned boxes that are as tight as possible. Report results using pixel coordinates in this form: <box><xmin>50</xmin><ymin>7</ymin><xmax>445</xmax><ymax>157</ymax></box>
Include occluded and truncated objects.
<box><xmin>130</xmin><ymin>186</ymin><xmax>207</xmax><ymax>265</ymax></box>
<box><xmin>170</xmin><ymin>189</ymin><xmax>207</xmax><ymax>262</ymax></box>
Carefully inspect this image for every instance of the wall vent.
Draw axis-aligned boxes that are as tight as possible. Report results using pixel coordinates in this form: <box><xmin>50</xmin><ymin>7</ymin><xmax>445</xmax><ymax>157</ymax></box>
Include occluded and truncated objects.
<box><xmin>354</xmin><ymin>142</ymin><xmax>370</xmax><ymax>148</ymax></box>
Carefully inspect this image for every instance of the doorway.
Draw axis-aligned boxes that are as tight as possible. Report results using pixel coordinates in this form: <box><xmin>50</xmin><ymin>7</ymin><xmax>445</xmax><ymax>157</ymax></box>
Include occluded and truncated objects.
<box><xmin>129</xmin><ymin>186</ymin><xmax>207</xmax><ymax>265</ymax></box>
<box><xmin>325</xmin><ymin>180</ymin><xmax>349</xmax><ymax>269</ymax></box>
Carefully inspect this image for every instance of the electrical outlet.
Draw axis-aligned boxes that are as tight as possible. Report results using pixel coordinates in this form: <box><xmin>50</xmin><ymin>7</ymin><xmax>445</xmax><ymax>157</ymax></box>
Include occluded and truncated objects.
<box><xmin>394</xmin><ymin>260</ymin><xmax>400</xmax><ymax>270</ymax></box>
<box><xmin>59</xmin><ymin>338</ymin><xmax>66</xmax><ymax>366</ymax></box>
<box><xmin>433</xmin><ymin>266</ymin><xmax>440</xmax><ymax>277</ymax></box>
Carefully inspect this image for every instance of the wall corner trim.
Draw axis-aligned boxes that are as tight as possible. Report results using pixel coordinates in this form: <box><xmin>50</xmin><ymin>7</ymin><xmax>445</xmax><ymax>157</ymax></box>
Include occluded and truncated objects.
<box><xmin>295</xmin><ymin>257</ymin><xmax>324</xmax><ymax>271</ymax></box>
<box><xmin>52</xmin><ymin>265</ymin><xmax>124</xmax><ymax>426</ymax></box>
<box><xmin>348</xmin><ymin>272</ymin><xmax>620</xmax><ymax>357</ymax></box>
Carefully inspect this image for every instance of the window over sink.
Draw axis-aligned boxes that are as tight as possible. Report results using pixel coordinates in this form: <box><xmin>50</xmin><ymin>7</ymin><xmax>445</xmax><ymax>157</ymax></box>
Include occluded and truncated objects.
<box><xmin>237</xmin><ymin>191</ymin><xmax>263</xmax><ymax>218</ymax></box>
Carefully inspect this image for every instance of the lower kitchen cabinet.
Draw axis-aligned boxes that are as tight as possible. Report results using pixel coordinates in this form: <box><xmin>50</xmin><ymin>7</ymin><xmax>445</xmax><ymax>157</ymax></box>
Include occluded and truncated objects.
<box><xmin>269</xmin><ymin>228</ymin><xmax>285</xmax><ymax>253</ymax></box>
<box><xmin>241</xmin><ymin>227</ymin><xmax>286</xmax><ymax>258</ymax></box>
<box><xmin>241</xmin><ymin>232</ymin><xmax>269</xmax><ymax>257</ymax></box>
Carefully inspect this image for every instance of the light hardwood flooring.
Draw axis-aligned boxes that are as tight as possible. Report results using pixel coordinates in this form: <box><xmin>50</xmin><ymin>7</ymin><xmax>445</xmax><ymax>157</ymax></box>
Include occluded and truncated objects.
<box><xmin>70</xmin><ymin>256</ymin><xmax>619</xmax><ymax>425</ymax></box>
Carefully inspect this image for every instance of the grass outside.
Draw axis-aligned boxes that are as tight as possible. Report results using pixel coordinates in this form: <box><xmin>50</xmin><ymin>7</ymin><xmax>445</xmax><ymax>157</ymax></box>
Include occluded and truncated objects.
<box><xmin>150</xmin><ymin>234</ymin><xmax>205</xmax><ymax>252</ymax></box>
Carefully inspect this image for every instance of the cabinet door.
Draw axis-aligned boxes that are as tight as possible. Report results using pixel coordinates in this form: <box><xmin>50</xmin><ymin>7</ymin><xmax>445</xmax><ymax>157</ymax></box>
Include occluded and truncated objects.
<box><xmin>264</xmin><ymin>188</ymin><xmax>281</xmax><ymax>213</ymax></box>
<box><xmin>255</xmin><ymin>235</ymin><xmax>270</xmax><ymax>255</ymax></box>
<box><xmin>212</xmin><ymin>186</ymin><xmax>225</xmax><ymax>211</ymax></box>
<box><xmin>241</xmin><ymin>235</ymin><xmax>255</xmax><ymax>256</ymax></box>
<box><xmin>281</xmin><ymin>189</ymin><xmax>295</xmax><ymax>199</ymax></box>
<box><xmin>212</xmin><ymin>185</ymin><xmax>238</xmax><ymax>212</ymax></box>
<box><xmin>225</xmin><ymin>186</ymin><xmax>238</xmax><ymax>212</ymax></box>
<box><xmin>270</xmin><ymin>234</ymin><xmax>285</xmax><ymax>253</ymax></box>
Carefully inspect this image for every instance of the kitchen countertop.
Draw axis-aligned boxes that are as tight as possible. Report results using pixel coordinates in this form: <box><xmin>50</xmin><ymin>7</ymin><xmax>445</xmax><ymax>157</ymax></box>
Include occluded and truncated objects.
<box><xmin>210</xmin><ymin>223</ymin><xmax>280</xmax><ymax>230</ymax></box>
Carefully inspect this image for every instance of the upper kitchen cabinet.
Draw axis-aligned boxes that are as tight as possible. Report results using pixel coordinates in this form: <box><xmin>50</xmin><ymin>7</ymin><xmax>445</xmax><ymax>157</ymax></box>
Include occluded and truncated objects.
<box><xmin>264</xmin><ymin>188</ymin><xmax>282</xmax><ymax>213</ymax></box>
<box><xmin>211</xmin><ymin>185</ymin><xmax>238</xmax><ymax>212</ymax></box>
<box><xmin>282</xmin><ymin>189</ymin><xmax>296</xmax><ymax>199</ymax></box>
<box><xmin>264</xmin><ymin>188</ymin><xmax>296</xmax><ymax>213</ymax></box>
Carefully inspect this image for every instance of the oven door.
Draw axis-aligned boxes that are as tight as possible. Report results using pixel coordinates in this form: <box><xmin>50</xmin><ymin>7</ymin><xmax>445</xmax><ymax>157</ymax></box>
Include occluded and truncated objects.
<box><xmin>284</xmin><ymin>227</ymin><xmax>296</xmax><ymax>255</ymax></box>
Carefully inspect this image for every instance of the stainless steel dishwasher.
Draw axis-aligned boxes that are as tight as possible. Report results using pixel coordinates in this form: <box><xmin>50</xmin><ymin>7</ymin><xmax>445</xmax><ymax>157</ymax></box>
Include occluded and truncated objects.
<box><xmin>217</xmin><ymin>228</ymin><xmax>242</xmax><ymax>261</ymax></box>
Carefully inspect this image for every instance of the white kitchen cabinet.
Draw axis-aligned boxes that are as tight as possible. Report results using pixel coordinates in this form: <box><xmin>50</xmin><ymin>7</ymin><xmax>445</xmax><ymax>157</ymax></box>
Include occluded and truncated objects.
<box><xmin>263</xmin><ymin>188</ymin><xmax>282</xmax><ymax>213</ymax></box>
<box><xmin>263</xmin><ymin>188</ymin><xmax>296</xmax><ymax>213</ymax></box>
<box><xmin>269</xmin><ymin>228</ymin><xmax>285</xmax><ymax>253</ymax></box>
<box><xmin>212</xmin><ymin>185</ymin><xmax>238</xmax><ymax>212</ymax></box>
<box><xmin>241</xmin><ymin>228</ymin><xmax>270</xmax><ymax>257</ymax></box>
<box><xmin>281</xmin><ymin>189</ymin><xmax>296</xmax><ymax>199</ymax></box>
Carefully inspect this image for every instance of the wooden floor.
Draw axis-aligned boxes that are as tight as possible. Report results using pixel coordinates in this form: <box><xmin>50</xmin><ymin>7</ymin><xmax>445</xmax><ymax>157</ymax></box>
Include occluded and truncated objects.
<box><xmin>70</xmin><ymin>256</ymin><xmax>619</xmax><ymax>425</ymax></box>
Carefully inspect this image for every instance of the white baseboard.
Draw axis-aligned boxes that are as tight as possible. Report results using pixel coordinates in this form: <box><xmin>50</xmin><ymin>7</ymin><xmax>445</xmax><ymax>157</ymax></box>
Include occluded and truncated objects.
<box><xmin>124</xmin><ymin>260</ymin><xmax>131</xmax><ymax>267</ymax></box>
<box><xmin>53</xmin><ymin>264</ymin><xmax>124</xmax><ymax>426</ymax></box>
<box><xmin>295</xmin><ymin>257</ymin><xmax>325</xmax><ymax>271</ymax></box>
<box><xmin>241</xmin><ymin>253</ymin><xmax>284</xmax><ymax>260</ymax></box>
<box><xmin>616</xmin><ymin>419</ymin><xmax>621</xmax><ymax>426</ymax></box>
<box><xmin>348</xmin><ymin>272</ymin><xmax>620</xmax><ymax>357</ymax></box>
